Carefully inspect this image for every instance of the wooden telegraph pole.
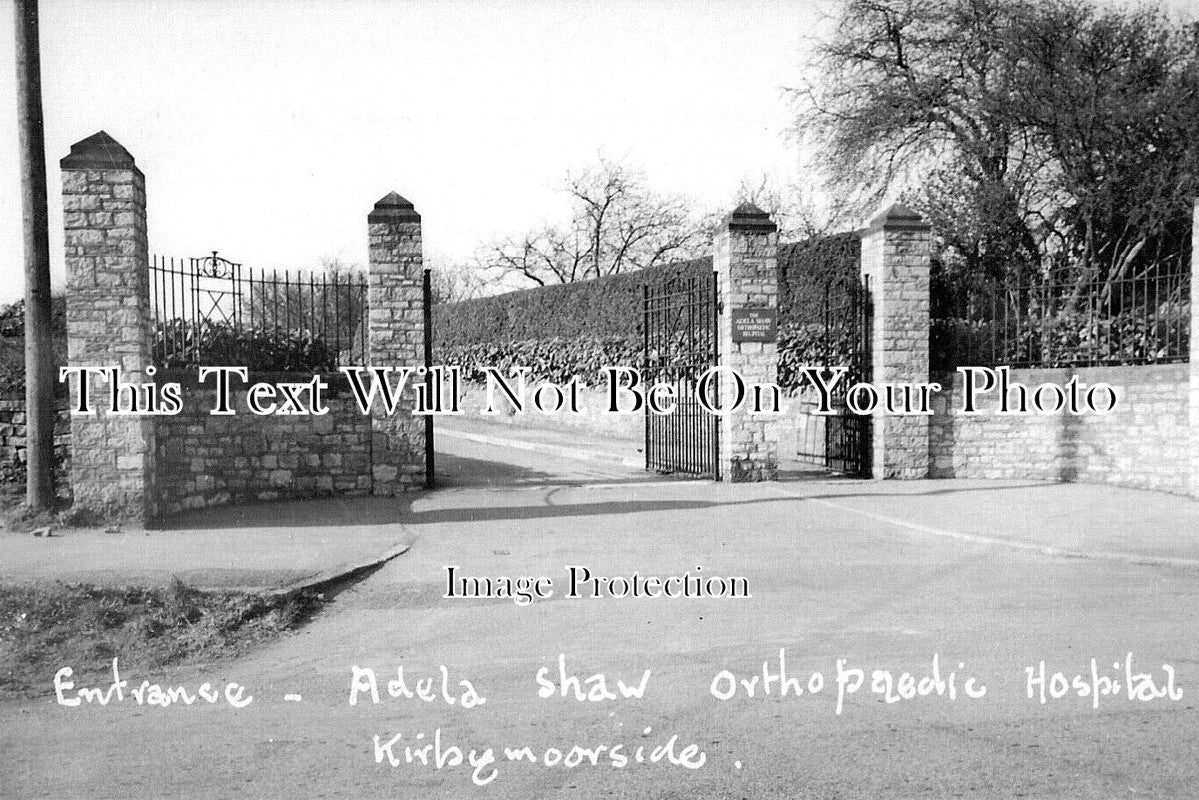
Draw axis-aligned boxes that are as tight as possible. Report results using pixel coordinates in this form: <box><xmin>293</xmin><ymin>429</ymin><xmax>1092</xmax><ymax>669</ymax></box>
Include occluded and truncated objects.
<box><xmin>14</xmin><ymin>0</ymin><xmax>56</xmax><ymax>510</ymax></box>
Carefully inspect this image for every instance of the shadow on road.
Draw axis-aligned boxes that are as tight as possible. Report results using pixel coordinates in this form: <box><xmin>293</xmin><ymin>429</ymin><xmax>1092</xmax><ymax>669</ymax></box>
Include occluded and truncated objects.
<box><xmin>154</xmin><ymin>416</ymin><xmax>1057</xmax><ymax>531</ymax></box>
<box><xmin>434</xmin><ymin>451</ymin><xmax>559</xmax><ymax>487</ymax></box>
<box><xmin>158</xmin><ymin>471</ymin><xmax>1053</xmax><ymax>532</ymax></box>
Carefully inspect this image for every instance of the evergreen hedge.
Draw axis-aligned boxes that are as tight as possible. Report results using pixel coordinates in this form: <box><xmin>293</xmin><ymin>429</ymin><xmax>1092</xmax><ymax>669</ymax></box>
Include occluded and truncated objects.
<box><xmin>434</xmin><ymin>235</ymin><xmax>860</xmax><ymax>348</ymax></box>
<box><xmin>432</xmin><ymin>257</ymin><xmax>712</xmax><ymax>348</ymax></box>
<box><xmin>432</xmin><ymin>234</ymin><xmax>862</xmax><ymax>391</ymax></box>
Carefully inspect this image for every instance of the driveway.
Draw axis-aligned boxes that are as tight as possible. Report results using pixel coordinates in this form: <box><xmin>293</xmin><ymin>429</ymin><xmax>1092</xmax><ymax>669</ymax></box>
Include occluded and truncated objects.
<box><xmin>3</xmin><ymin>427</ymin><xmax>1197</xmax><ymax>798</ymax></box>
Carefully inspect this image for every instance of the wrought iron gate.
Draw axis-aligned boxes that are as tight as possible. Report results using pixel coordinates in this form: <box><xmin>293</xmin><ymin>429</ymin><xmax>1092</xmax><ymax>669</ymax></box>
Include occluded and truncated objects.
<box><xmin>422</xmin><ymin>268</ymin><xmax>435</xmax><ymax>489</ymax></box>
<box><xmin>794</xmin><ymin>276</ymin><xmax>873</xmax><ymax>476</ymax></box>
<box><xmin>642</xmin><ymin>271</ymin><xmax>720</xmax><ymax>478</ymax></box>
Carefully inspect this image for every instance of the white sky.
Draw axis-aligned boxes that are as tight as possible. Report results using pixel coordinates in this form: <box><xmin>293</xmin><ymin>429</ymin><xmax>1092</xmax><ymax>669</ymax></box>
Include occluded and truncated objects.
<box><xmin>0</xmin><ymin>0</ymin><xmax>833</xmax><ymax>302</ymax></box>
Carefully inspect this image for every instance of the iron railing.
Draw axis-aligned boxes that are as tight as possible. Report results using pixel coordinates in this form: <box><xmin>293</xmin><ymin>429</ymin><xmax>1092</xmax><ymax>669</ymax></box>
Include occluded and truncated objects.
<box><xmin>931</xmin><ymin>265</ymin><xmax>1190</xmax><ymax>370</ymax></box>
<box><xmin>150</xmin><ymin>252</ymin><xmax>368</xmax><ymax>372</ymax></box>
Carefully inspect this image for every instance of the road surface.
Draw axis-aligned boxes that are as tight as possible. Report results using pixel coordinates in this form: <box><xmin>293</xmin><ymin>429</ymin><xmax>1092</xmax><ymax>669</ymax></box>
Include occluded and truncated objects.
<box><xmin>3</xmin><ymin>427</ymin><xmax>1197</xmax><ymax>798</ymax></box>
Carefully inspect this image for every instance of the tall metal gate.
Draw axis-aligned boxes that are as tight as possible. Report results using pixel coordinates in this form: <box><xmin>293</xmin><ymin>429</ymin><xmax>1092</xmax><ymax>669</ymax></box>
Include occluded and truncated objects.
<box><xmin>642</xmin><ymin>272</ymin><xmax>720</xmax><ymax>478</ymax></box>
<box><xmin>794</xmin><ymin>276</ymin><xmax>873</xmax><ymax>476</ymax></box>
<box><xmin>422</xmin><ymin>268</ymin><xmax>435</xmax><ymax>489</ymax></box>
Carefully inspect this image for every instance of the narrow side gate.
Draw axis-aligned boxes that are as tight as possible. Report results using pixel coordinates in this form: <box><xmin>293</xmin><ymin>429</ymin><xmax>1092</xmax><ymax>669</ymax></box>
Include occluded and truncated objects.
<box><xmin>642</xmin><ymin>271</ymin><xmax>720</xmax><ymax>478</ymax></box>
<box><xmin>795</xmin><ymin>276</ymin><xmax>873</xmax><ymax>476</ymax></box>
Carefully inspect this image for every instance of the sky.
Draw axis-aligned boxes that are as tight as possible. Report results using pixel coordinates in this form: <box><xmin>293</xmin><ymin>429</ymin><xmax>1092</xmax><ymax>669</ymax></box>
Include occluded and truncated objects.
<box><xmin>0</xmin><ymin>0</ymin><xmax>835</xmax><ymax>303</ymax></box>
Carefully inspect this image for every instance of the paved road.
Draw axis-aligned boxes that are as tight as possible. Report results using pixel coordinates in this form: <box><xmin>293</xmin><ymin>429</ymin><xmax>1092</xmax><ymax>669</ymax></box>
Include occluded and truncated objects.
<box><xmin>3</xmin><ymin>430</ymin><xmax>1198</xmax><ymax>798</ymax></box>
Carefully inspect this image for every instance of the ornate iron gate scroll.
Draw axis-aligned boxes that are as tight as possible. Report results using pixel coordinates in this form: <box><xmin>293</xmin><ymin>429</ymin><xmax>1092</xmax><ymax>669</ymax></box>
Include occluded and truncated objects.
<box><xmin>642</xmin><ymin>272</ymin><xmax>720</xmax><ymax>478</ymax></box>
<box><xmin>794</xmin><ymin>276</ymin><xmax>873</xmax><ymax>476</ymax></box>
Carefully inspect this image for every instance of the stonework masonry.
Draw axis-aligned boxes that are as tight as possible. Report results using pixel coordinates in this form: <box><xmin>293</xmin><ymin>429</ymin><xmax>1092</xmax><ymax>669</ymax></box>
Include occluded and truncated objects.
<box><xmin>367</xmin><ymin>192</ymin><xmax>428</xmax><ymax>494</ymax></box>
<box><xmin>930</xmin><ymin>364</ymin><xmax>1192</xmax><ymax>496</ymax></box>
<box><xmin>53</xmin><ymin>133</ymin><xmax>432</xmax><ymax>523</ymax></box>
<box><xmin>61</xmin><ymin>132</ymin><xmax>158</xmax><ymax>523</ymax></box>
<box><xmin>913</xmin><ymin>199</ymin><xmax>1197</xmax><ymax>497</ymax></box>
<box><xmin>36</xmin><ymin>133</ymin><xmax>1199</xmax><ymax>515</ymax></box>
<box><xmin>713</xmin><ymin>204</ymin><xmax>780</xmax><ymax>481</ymax></box>
<box><xmin>0</xmin><ymin>397</ymin><xmax>71</xmax><ymax>502</ymax></box>
<box><xmin>153</xmin><ymin>381</ymin><xmax>373</xmax><ymax>516</ymax></box>
<box><xmin>860</xmin><ymin>204</ymin><xmax>932</xmax><ymax>479</ymax></box>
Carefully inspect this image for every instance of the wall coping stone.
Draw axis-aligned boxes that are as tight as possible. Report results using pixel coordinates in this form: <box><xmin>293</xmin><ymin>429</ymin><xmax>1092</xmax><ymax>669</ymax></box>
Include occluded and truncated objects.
<box><xmin>368</xmin><ymin>191</ymin><xmax>421</xmax><ymax>224</ymax></box>
<box><xmin>59</xmin><ymin>130</ymin><xmax>140</xmax><ymax>173</ymax></box>
<box><xmin>723</xmin><ymin>202</ymin><xmax>778</xmax><ymax>233</ymax></box>
<box><xmin>867</xmin><ymin>202</ymin><xmax>931</xmax><ymax>232</ymax></box>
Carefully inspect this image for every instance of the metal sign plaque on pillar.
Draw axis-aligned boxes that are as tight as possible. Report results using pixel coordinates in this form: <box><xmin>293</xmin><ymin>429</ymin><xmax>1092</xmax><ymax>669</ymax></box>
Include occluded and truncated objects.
<box><xmin>730</xmin><ymin>306</ymin><xmax>777</xmax><ymax>343</ymax></box>
<box><xmin>712</xmin><ymin>202</ymin><xmax>782</xmax><ymax>482</ymax></box>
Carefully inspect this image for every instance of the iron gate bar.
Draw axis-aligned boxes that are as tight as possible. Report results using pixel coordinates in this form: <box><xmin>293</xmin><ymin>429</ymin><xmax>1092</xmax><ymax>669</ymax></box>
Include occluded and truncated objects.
<box><xmin>149</xmin><ymin>252</ymin><xmax>370</xmax><ymax>371</ymax></box>
<box><xmin>423</xmin><ymin>268</ymin><xmax>435</xmax><ymax>489</ymax></box>
<box><xmin>643</xmin><ymin>271</ymin><xmax>719</xmax><ymax>479</ymax></box>
<box><xmin>794</xmin><ymin>275</ymin><xmax>872</xmax><ymax>477</ymax></box>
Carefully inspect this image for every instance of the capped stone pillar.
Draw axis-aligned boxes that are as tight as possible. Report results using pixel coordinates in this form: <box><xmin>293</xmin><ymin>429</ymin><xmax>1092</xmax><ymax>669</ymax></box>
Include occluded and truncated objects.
<box><xmin>860</xmin><ymin>203</ymin><xmax>932</xmax><ymax>479</ymax></box>
<box><xmin>712</xmin><ymin>203</ymin><xmax>780</xmax><ymax>481</ymax></box>
<box><xmin>60</xmin><ymin>131</ymin><xmax>157</xmax><ymax>522</ymax></box>
<box><xmin>367</xmin><ymin>192</ymin><xmax>427</xmax><ymax>494</ymax></box>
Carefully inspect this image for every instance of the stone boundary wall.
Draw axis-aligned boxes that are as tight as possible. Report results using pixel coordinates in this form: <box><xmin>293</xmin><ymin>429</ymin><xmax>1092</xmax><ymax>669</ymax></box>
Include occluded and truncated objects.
<box><xmin>929</xmin><ymin>364</ymin><xmax>1192</xmax><ymax>496</ymax></box>
<box><xmin>30</xmin><ymin>134</ymin><xmax>1199</xmax><ymax>511</ymax></box>
<box><xmin>0</xmin><ymin>395</ymin><xmax>72</xmax><ymax>502</ymax></box>
<box><xmin>151</xmin><ymin>380</ymin><xmax>373</xmax><ymax>516</ymax></box>
<box><xmin>50</xmin><ymin>132</ymin><xmax>430</xmax><ymax>523</ymax></box>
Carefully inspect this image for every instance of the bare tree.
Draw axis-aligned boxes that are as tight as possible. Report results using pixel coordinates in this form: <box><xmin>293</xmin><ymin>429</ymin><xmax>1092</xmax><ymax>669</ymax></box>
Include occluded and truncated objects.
<box><xmin>732</xmin><ymin>175</ymin><xmax>856</xmax><ymax>240</ymax></box>
<box><xmin>794</xmin><ymin>0</ymin><xmax>1049</xmax><ymax>279</ymax></box>
<box><xmin>481</xmin><ymin>158</ymin><xmax>708</xmax><ymax>286</ymax></box>
<box><xmin>1011</xmin><ymin>3</ymin><xmax>1199</xmax><ymax>297</ymax></box>
<box><xmin>425</xmin><ymin>258</ymin><xmax>485</xmax><ymax>305</ymax></box>
<box><xmin>793</xmin><ymin>0</ymin><xmax>1199</xmax><ymax>287</ymax></box>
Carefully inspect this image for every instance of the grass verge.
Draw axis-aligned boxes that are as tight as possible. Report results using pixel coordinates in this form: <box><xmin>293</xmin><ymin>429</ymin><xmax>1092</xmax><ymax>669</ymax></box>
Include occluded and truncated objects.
<box><xmin>0</xmin><ymin>579</ymin><xmax>322</xmax><ymax>698</ymax></box>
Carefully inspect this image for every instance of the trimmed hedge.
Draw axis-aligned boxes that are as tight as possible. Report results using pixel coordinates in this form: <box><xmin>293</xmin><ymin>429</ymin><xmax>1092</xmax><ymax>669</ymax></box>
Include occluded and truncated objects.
<box><xmin>432</xmin><ymin>257</ymin><xmax>712</xmax><ymax>348</ymax></box>
<box><xmin>439</xmin><ymin>337</ymin><xmax>641</xmax><ymax>388</ymax></box>
<box><xmin>433</xmin><ymin>235</ymin><xmax>861</xmax><ymax>349</ymax></box>
<box><xmin>433</xmin><ymin>234</ymin><xmax>863</xmax><ymax>393</ymax></box>
<box><xmin>777</xmin><ymin>232</ymin><xmax>860</xmax><ymax>327</ymax></box>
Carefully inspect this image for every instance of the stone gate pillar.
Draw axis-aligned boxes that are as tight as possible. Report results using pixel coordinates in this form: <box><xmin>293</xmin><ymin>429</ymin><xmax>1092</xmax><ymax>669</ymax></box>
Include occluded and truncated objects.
<box><xmin>860</xmin><ymin>203</ymin><xmax>932</xmax><ymax>478</ymax></box>
<box><xmin>60</xmin><ymin>131</ymin><xmax>157</xmax><ymax>523</ymax></box>
<box><xmin>367</xmin><ymin>192</ymin><xmax>426</xmax><ymax>493</ymax></box>
<box><xmin>712</xmin><ymin>203</ymin><xmax>780</xmax><ymax>481</ymax></box>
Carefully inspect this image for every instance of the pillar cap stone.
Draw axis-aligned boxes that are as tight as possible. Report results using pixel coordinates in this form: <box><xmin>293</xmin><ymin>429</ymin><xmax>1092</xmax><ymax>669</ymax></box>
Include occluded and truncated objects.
<box><xmin>868</xmin><ymin>202</ymin><xmax>930</xmax><ymax>232</ymax></box>
<box><xmin>723</xmin><ymin>202</ymin><xmax>777</xmax><ymax>233</ymax></box>
<box><xmin>60</xmin><ymin>131</ymin><xmax>139</xmax><ymax>172</ymax></box>
<box><xmin>369</xmin><ymin>191</ymin><xmax>421</xmax><ymax>224</ymax></box>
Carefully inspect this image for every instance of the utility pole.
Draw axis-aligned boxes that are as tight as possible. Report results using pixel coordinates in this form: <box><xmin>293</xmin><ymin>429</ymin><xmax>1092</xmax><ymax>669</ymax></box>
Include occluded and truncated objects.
<box><xmin>14</xmin><ymin>0</ymin><xmax>56</xmax><ymax>510</ymax></box>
